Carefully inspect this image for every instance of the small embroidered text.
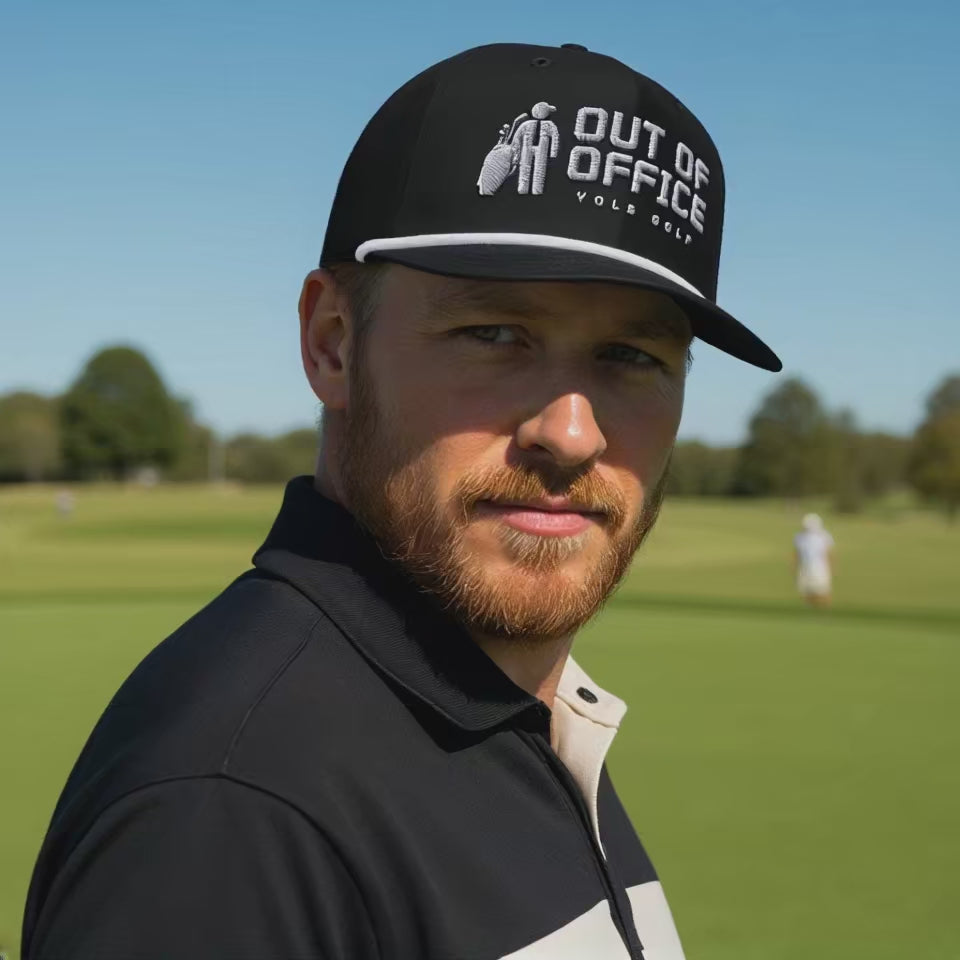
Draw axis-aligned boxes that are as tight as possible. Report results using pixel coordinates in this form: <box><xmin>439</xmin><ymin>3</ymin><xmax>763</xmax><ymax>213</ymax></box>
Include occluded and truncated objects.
<box><xmin>567</xmin><ymin>107</ymin><xmax>709</xmax><ymax>234</ymax></box>
<box><xmin>574</xmin><ymin>191</ymin><xmax>695</xmax><ymax>244</ymax></box>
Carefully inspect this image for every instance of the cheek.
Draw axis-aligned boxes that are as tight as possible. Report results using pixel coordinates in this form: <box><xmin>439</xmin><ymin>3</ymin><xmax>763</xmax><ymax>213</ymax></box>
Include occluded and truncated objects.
<box><xmin>427</xmin><ymin>431</ymin><xmax>503</xmax><ymax>502</ymax></box>
<box><xmin>363</xmin><ymin>340</ymin><xmax>451</xmax><ymax>452</ymax></box>
<box><xmin>368</xmin><ymin>344</ymin><xmax>510</xmax><ymax>457</ymax></box>
<box><xmin>364</xmin><ymin>351</ymin><xmax>503</xmax><ymax>500</ymax></box>
<box><xmin>602</xmin><ymin>381</ymin><xmax>684</xmax><ymax>501</ymax></box>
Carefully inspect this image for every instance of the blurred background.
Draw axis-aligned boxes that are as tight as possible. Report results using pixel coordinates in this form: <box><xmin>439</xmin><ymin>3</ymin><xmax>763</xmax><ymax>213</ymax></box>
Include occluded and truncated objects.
<box><xmin>1</xmin><ymin>1</ymin><xmax>958</xmax><ymax>958</ymax></box>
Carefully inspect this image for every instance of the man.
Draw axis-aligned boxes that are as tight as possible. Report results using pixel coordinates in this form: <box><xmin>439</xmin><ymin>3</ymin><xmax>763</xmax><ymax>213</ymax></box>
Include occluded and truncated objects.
<box><xmin>23</xmin><ymin>43</ymin><xmax>780</xmax><ymax>959</ymax></box>
<box><xmin>794</xmin><ymin>513</ymin><xmax>835</xmax><ymax>607</ymax></box>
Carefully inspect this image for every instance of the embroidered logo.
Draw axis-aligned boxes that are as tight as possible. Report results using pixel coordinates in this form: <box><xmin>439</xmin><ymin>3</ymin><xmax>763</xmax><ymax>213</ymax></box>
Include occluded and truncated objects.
<box><xmin>476</xmin><ymin>102</ymin><xmax>712</xmax><ymax>245</ymax></box>
<box><xmin>476</xmin><ymin>102</ymin><xmax>559</xmax><ymax>196</ymax></box>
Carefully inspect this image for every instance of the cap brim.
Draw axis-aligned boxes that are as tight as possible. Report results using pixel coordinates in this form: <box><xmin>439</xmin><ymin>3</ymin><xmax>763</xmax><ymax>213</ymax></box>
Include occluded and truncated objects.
<box><xmin>364</xmin><ymin>243</ymin><xmax>782</xmax><ymax>373</ymax></box>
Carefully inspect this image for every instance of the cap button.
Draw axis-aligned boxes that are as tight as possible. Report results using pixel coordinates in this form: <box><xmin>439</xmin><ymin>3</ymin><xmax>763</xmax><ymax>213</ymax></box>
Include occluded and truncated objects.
<box><xmin>561</xmin><ymin>43</ymin><xmax>588</xmax><ymax>52</ymax></box>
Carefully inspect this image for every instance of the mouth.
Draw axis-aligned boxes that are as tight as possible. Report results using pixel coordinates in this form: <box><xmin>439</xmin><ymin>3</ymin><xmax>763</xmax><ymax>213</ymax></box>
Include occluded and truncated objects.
<box><xmin>475</xmin><ymin>498</ymin><xmax>604</xmax><ymax>537</ymax></box>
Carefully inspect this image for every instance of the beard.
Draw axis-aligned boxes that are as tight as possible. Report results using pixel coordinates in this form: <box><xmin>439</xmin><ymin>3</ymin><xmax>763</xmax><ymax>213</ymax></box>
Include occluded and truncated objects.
<box><xmin>339</xmin><ymin>362</ymin><xmax>669</xmax><ymax>643</ymax></box>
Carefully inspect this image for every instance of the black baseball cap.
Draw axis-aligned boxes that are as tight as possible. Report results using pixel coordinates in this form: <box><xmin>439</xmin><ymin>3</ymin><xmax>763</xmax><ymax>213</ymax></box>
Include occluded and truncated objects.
<box><xmin>320</xmin><ymin>43</ymin><xmax>781</xmax><ymax>372</ymax></box>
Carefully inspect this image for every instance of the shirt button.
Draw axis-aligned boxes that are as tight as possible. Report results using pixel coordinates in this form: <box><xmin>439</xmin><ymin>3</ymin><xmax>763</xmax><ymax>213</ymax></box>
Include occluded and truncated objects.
<box><xmin>577</xmin><ymin>686</ymin><xmax>598</xmax><ymax>704</ymax></box>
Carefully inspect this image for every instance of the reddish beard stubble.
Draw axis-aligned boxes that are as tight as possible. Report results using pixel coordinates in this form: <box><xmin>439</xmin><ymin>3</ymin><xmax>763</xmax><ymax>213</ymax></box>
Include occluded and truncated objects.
<box><xmin>339</xmin><ymin>353</ymin><xmax>669</xmax><ymax>643</ymax></box>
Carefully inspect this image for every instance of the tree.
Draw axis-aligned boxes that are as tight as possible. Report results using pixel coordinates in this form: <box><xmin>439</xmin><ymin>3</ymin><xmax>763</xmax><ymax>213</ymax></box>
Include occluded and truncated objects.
<box><xmin>225</xmin><ymin>429</ymin><xmax>317</xmax><ymax>484</ymax></box>
<box><xmin>831</xmin><ymin>408</ymin><xmax>864</xmax><ymax>513</ymax></box>
<box><xmin>668</xmin><ymin>441</ymin><xmax>737</xmax><ymax>496</ymax></box>
<box><xmin>908</xmin><ymin>374</ymin><xmax>960</xmax><ymax>520</ymax></box>
<box><xmin>166</xmin><ymin>402</ymin><xmax>217</xmax><ymax>482</ymax></box>
<box><xmin>225</xmin><ymin>433</ymin><xmax>290</xmax><ymax>483</ymax></box>
<box><xmin>857</xmin><ymin>432</ymin><xmax>910</xmax><ymax>498</ymax></box>
<box><xmin>60</xmin><ymin>346</ymin><xmax>186</xmax><ymax>479</ymax></box>
<box><xmin>274</xmin><ymin>429</ymin><xmax>318</xmax><ymax>478</ymax></box>
<box><xmin>732</xmin><ymin>378</ymin><xmax>838</xmax><ymax>497</ymax></box>
<box><xmin>924</xmin><ymin>375</ymin><xmax>960</xmax><ymax>421</ymax></box>
<box><xmin>0</xmin><ymin>392</ymin><xmax>62</xmax><ymax>481</ymax></box>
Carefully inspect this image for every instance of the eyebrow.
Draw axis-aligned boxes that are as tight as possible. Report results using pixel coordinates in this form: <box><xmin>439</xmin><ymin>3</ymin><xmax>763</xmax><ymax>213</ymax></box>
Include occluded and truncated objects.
<box><xmin>426</xmin><ymin>281</ymin><xmax>692</xmax><ymax>341</ymax></box>
<box><xmin>427</xmin><ymin>282</ymin><xmax>541</xmax><ymax>323</ymax></box>
<box><xmin>618</xmin><ymin>314</ymin><xmax>691</xmax><ymax>341</ymax></box>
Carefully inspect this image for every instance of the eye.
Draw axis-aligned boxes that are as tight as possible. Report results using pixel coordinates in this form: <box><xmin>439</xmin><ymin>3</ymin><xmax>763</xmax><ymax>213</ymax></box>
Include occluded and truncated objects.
<box><xmin>458</xmin><ymin>325</ymin><xmax>521</xmax><ymax>345</ymax></box>
<box><xmin>599</xmin><ymin>343</ymin><xmax>663</xmax><ymax>368</ymax></box>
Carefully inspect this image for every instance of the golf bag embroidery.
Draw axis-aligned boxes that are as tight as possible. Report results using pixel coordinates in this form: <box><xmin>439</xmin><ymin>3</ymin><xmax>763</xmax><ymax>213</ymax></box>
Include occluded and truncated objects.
<box><xmin>477</xmin><ymin>102</ymin><xmax>559</xmax><ymax>196</ymax></box>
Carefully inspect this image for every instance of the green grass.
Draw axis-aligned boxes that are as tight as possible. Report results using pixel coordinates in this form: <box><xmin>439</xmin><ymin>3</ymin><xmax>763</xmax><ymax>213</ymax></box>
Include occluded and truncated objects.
<box><xmin>1</xmin><ymin>484</ymin><xmax>958</xmax><ymax>959</ymax></box>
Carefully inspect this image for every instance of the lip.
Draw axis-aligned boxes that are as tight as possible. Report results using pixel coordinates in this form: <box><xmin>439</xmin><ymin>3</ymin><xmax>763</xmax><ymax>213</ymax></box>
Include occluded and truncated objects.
<box><xmin>477</xmin><ymin>499</ymin><xmax>602</xmax><ymax>537</ymax></box>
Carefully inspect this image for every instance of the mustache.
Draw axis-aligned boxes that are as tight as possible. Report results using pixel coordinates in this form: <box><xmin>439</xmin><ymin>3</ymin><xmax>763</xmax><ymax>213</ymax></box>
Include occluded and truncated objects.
<box><xmin>453</xmin><ymin>464</ymin><xmax>628</xmax><ymax>529</ymax></box>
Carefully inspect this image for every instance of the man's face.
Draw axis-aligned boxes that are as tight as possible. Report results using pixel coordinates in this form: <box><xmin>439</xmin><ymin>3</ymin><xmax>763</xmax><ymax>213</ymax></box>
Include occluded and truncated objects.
<box><xmin>337</xmin><ymin>266</ymin><xmax>689</xmax><ymax>642</ymax></box>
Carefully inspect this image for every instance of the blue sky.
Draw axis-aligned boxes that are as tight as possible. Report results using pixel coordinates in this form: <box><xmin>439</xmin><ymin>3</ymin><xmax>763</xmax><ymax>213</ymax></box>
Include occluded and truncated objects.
<box><xmin>1</xmin><ymin>0</ymin><xmax>957</xmax><ymax>443</ymax></box>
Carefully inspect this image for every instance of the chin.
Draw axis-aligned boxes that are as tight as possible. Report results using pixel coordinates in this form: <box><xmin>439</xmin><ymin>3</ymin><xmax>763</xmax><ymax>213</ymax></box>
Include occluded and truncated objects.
<box><xmin>461</xmin><ymin>566</ymin><xmax>606</xmax><ymax>642</ymax></box>
<box><xmin>429</xmin><ymin>528</ymin><xmax>623</xmax><ymax>643</ymax></box>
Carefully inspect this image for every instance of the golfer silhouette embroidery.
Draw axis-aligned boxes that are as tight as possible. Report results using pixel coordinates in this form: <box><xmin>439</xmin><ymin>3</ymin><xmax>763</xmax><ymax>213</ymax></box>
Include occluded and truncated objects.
<box><xmin>476</xmin><ymin>102</ymin><xmax>559</xmax><ymax>196</ymax></box>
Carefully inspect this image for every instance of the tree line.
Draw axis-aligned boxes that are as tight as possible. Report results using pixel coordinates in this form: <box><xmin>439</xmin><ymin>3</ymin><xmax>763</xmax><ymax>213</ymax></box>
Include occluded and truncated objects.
<box><xmin>0</xmin><ymin>346</ymin><xmax>317</xmax><ymax>486</ymax></box>
<box><xmin>670</xmin><ymin>376</ymin><xmax>960</xmax><ymax>517</ymax></box>
<box><xmin>1</xmin><ymin>345</ymin><xmax>958</xmax><ymax>517</ymax></box>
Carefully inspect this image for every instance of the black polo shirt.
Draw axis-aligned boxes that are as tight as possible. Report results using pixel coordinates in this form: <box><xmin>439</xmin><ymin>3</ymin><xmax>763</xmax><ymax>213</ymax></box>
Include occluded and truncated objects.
<box><xmin>22</xmin><ymin>477</ymin><xmax>686</xmax><ymax>959</ymax></box>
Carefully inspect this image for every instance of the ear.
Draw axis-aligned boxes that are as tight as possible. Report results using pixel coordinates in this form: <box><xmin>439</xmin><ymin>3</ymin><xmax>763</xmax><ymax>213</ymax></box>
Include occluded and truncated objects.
<box><xmin>299</xmin><ymin>268</ymin><xmax>350</xmax><ymax>410</ymax></box>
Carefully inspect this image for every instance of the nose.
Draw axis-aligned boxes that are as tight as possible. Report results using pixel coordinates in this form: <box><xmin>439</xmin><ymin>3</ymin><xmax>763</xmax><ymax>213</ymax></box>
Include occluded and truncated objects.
<box><xmin>515</xmin><ymin>392</ymin><xmax>607</xmax><ymax>468</ymax></box>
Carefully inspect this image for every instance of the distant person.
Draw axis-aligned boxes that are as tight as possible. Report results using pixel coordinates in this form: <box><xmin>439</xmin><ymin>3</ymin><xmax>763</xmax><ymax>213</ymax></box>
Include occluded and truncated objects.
<box><xmin>54</xmin><ymin>490</ymin><xmax>74</xmax><ymax>519</ymax></box>
<box><xmin>794</xmin><ymin>513</ymin><xmax>835</xmax><ymax>607</ymax></box>
<box><xmin>23</xmin><ymin>44</ymin><xmax>781</xmax><ymax>960</ymax></box>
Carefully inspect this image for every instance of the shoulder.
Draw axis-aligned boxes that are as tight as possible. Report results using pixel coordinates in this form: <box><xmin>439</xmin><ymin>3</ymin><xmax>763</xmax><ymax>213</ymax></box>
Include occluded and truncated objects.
<box><xmin>25</xmin><ymin>775</ymin><xmax>380</xmax><ymax>960</ymax></box>
<box><xmin>49</xmin><ymin>570</ymin><xmax>364</xmax><ymax>840</ymax></box>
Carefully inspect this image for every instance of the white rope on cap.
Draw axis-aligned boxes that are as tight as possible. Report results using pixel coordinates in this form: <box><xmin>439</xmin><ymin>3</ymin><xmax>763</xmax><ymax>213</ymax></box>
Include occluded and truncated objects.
<box><xmin>354</xmin><ymin>232</ymin><xmax>705</xmax><ymax>299</ymax></box>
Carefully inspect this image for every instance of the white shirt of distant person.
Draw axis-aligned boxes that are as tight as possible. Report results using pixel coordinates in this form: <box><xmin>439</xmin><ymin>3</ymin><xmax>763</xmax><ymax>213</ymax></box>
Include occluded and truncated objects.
<box><xmin>794</xmin><ymin>513</ymin><xmax>835</xmax><ymax>608</ymax></box>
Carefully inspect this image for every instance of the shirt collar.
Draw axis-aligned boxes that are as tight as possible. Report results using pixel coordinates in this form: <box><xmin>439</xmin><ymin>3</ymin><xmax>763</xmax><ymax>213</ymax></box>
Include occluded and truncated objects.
<box><xmin>253</xmin><ymin>476</ymin><xmax>547</xmax><ymax>735</ymax></box>
<box><xmin>557</xmin><ymin>657</ymin><xmax>627</xmax><ymax>730</ymax></box>
<box><xmin>552</xmin><ymin>658</ymin><xmax>627</xmax><ymax>853</ymax></box>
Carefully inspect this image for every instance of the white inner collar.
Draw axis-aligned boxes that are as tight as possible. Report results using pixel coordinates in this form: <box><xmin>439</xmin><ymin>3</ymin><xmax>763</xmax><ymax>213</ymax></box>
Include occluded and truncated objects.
<box><xmin>551</xmin><ymin>657</ymin><xmax>627</xmax><ymax>854</ymax></box>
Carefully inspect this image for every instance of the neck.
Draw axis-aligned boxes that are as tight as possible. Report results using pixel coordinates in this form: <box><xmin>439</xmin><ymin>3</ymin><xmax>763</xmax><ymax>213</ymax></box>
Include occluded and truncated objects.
<box><xmin>314</xmin><ymin>468</ymin><xmax>339</xmax><ymax>504</ymax></box>
<box><xmin>314</xmin><ymin>424</ymin><xmax>352</xmax><ymax>508</ymax></box>
<box><xmin>473</xmin><ymin>632</ymin><xmax>575</xmax><ymax>710</ymax></box>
